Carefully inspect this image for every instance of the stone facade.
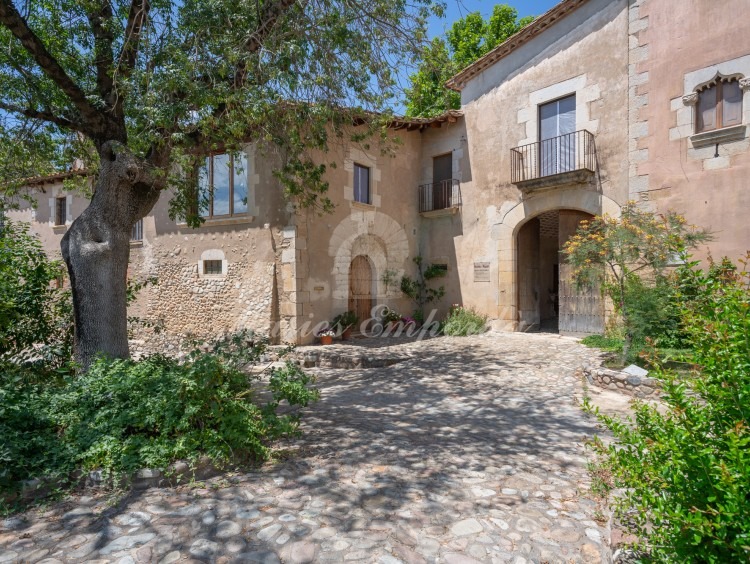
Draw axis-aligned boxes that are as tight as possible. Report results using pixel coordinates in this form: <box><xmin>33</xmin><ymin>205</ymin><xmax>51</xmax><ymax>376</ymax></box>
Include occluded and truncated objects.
<box><xmin>8</xmin><ymin>0</ymin><xmax>750</xmax><ymax>348</ymax></box>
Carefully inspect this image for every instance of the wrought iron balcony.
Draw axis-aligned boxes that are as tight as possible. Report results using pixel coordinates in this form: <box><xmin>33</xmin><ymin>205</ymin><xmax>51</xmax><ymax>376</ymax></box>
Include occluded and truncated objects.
<box><xmin>419</xmin><ymin>178</ymin><xmax>461</xmax><ymax>214</ymax></box>
<box><xmin>510</xmin><ymin>130</ymin><xmax>596</xmax><ymax>189</ymax></box>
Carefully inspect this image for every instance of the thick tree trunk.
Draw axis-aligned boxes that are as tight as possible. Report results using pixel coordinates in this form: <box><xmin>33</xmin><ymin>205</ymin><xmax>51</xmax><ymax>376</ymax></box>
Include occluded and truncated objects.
<box><xmin>61</xmin><ymin>141</ymin><xmax>162</xmax><ymax>369</ymax></box>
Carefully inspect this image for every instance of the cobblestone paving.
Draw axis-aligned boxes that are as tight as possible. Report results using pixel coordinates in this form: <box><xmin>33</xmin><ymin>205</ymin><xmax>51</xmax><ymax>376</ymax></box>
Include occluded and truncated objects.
<box><xmin>0</xmin><ymin>332</ymin><xmax>610</xmax><ymax>563</ymax></box>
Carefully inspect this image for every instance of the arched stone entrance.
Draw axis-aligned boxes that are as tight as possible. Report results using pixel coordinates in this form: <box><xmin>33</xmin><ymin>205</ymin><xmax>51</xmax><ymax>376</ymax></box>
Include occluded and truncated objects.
<box><xmin>516</xmin><ymin>210</ymin><xmax>604</xmax><ymax>335</ymax></box>
<box><xmin>349</xmin><ymin>255</ymin><xmax>374</xmax><ymax>328</ymax></box>
<box><xmin>491</xmin><ymin>190</ymin><xmax>619</xmax><ymax>332</ymax></box>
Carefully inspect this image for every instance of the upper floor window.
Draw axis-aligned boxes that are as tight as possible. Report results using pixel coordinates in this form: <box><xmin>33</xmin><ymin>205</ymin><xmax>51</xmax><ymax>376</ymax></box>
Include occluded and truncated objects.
<box><xmin>353</xmin><ymin>163</ymin><xmax>370</xmax><ymax>204</ymax></box>
<box><xmin>198</xmin><ymin>153</ymin><xmax>248</xmax><ymax>218</ymax></box>
<box><xmin>54</xmin><ymin>197</ymin><xmax>67</xmax><ymax>226</ymax></box>
<box><xmin>696</xmin><ymin>77</ymin><xmax>743</xmax><ymax>133</ymax></box>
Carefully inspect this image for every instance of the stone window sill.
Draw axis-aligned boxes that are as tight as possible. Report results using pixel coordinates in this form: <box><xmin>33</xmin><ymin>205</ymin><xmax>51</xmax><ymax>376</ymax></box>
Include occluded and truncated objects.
<box><xmin>690</xmin><ymin>124</ymin><xmax>747</xmax><ymax>148</ymax></box>
<box><xmin>52</xmin><ymin>225</ymin><xmax>68</xmax><ymax>234</ymax></box>
<box><xmin>178</xmin><ymin>216</ymin><xmax>255</xmax><ymax>229</ymax></box>
<box><xmin>130</xmin><ymin>240</ymin><xmax>144</xmax><ymax>248</ymax></box>
<box><xmin>350</xmin><ymin>201</ymin><xmax>376</xmax><ymax>211</ymax></box>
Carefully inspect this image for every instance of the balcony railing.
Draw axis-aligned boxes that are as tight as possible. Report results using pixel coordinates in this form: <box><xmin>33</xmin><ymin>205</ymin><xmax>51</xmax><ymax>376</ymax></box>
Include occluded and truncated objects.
<box><xmin>419</xmin><ymin>178</ymin><xmax>461</xmax><ymax>213</ymax></box>
<box><xmin>511</xmin><ymin>130</ymin><xmax>596</xmax><ymax>186</ymax></box>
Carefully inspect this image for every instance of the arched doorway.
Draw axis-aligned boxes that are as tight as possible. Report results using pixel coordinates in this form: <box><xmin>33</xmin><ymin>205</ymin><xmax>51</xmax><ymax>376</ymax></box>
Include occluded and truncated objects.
<box><xmin>349</xmin><ymin>255</ymin><xmax>374</xmax><ymax>329</ymax></box>
<box><xmin>516</xmin><ymin>209</ymin><xmax>604</xmax><ymax>335</ymax></box>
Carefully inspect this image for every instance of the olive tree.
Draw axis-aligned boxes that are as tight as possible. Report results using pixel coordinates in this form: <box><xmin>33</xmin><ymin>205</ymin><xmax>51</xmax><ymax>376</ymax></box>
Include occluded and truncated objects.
<box><xmin>0</xmin><ymin>0</ymin><xmax>438</xmax><ymax>368</ymax></box>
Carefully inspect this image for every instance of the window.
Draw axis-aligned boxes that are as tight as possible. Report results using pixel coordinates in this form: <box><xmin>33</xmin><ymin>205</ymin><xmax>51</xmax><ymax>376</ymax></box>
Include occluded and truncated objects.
<box><xmin>696</xmin><ymin>77</ymin><xmax>743</xmax><ymax>133</ymax></box>
<box><xmin>203</xmin><ymin>259</ymin><xmax>223</xmax><ymax>275</ymax></box>
<box><xmin>353</xmin><ymin>164</ymin><xmax>370</xmax><ymax>204</ymax></box>
<box><xmin>539</xmin><ymin>94</ymin><xmax>576</xmax><ymax>176</ymax></box>
<box><xmin>131</xmin><ymin>218</ymin><xmax>143</xmax><ymax>242</ymax></box>
<box><xmin>198</xmin><ymin>152</ymin><xmax>248</xmax><ymax>218</ymax></box>
<box><xmin>54</xmin><ymin>197</ymin><xmax>67</xmax><ymax>226</ymax></box>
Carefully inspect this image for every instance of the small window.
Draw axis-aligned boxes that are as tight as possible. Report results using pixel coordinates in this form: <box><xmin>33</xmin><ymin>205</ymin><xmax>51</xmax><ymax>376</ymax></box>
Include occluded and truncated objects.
<box><xmin>197</xmin><ymin>152</ymin><xmax>248</xmax><ymax>218</ymax></box>
<box><xmin>432</xmin><ymin>263</ymin><xmax>449</xmax><ymax>274</ymax></box>
<box><xmin>696</xmin><ymin>77</ymin><xmax>743</xmax><ymax>133</ymax></box>
<box><xmin>54</xmin><ymin>197</ymin><xmax>67</xmax><ymax>226</ymax></box>
<box><xmin>131</xmin><ymin>219</ymin><xmax>143</xmax><ymax>242</ymax></box>
<box><xmin>203</xmin><ymin>259</ymin><xmax>223</xmax><ymax>275</ymax></box>
<box><xmin>353</xmin><ymin>164</ymin><xmax>370</xmax><ymax>204</ymax></box>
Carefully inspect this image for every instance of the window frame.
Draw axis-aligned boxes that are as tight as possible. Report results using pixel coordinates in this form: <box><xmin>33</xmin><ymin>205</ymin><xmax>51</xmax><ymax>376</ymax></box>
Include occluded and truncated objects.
<box><xmin>130</xmin><ymin>218</ymin><xmax>143</xmax><ymax>242</ymax></box>
<box><xmin>198</xmin><ymin>152</ymin><xmax>248</xmax><ymax>219</ymax></box>
<box><xmin>202</xmin><ymin>259</ymin><xmax>223</xmax><ymax>276</ymax></box>
<box><xmin>696</xmin><ymin>78</ymin><xmax>743</xmax><ymax>133</ymax></box>
<box><xmin>353</xmin><ymin>163</ymin><xmax>371</xmax><ymax>205</ymax></box>
<box><xmin>54</xmin><ymin>196</ymin><xmax>67</xmax><ymax>226</ymax></box>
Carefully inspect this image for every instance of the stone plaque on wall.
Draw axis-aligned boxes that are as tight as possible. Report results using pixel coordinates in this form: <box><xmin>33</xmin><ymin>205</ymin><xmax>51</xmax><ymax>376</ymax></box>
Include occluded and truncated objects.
<box><xmin>474</xmin><ymin>262</ymin><xmax>490</xmax><ymax>282</ymax></box>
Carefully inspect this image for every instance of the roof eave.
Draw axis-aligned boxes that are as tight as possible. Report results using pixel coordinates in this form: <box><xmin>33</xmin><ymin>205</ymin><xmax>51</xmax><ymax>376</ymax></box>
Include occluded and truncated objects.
<box><xmin>445</xmin><ymin>0</ymin><xmax>592</xmax><ymax>92</ymax></box>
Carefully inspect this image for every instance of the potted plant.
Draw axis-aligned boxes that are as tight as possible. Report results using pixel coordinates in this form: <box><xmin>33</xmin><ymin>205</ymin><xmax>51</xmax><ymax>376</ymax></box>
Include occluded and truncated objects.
<box><xmin>332</xmin><ymin>311</ymin><xmax>358</xmax><ymax>341</ymax></box>
<box><xmin>316</xmin><ymin>326</ymin><xmax>336</xmax><ymax>345</ymax></box>
<box><xmin>381</xmin><ymin>306</ymin><xmax>402</xmax><ymax>333</ymax></box>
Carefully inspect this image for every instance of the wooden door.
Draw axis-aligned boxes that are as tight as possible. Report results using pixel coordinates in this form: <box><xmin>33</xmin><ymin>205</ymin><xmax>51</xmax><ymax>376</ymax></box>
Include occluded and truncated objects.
<box><xmin>558</xmin><ymin>211</ymin><xmax>604</xmax><ymax>336</ymax></box>
<box><xmin>432</xmin><ymin>153</ymin><xmax>452</xmax><ymax>210</ymax></box>
<box><xmin>349</xmin><ymin>255</ymin><xmax>373</xmax><ymax>330</ymax></box>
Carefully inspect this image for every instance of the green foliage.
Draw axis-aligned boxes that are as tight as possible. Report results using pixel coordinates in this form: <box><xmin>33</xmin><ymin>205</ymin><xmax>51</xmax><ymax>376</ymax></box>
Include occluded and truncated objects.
<box><xmin>586</xmin><ymin>255</ymin><xmax>750</xmax><ymax>561</ymax></box>
<box><xmin>0</xmin><ymin>335</ymin><xmax>318</xmax><ymax>498</ymax></box>
<box><xmin>563</xmin><ymin>202</ymin><xmax>710</xmax><ymax>363</ymax></box>
<box><xmin>0</xmin><ymin>0</ymin><xmax>443</xmax><ymax>216</ymax></box>
<box><xmin>400</xmin><ymin>256</ymin><xmax>446</xmax><ymax>318</ymax></box>
<box><xmin>0</xmin><ymin>220</ymin><xmax>72</xmax><ymax>366</ymax></box>
<box><xmin>405</xmin><ymin>5</ymin><xmax>535</xmax><ymax>117</ymax></box>
<box><xmin>580</xmin><ymin>334</ymin><xmax>624</xmax><ymax>353</ymax></box>
<box><xmin>332</xmin><ymin>311</ymin><xmax>358</xmax><ymax>332</ymax></box>
<box><xmin>441</xmin><ymin>305</ymin><xmax>487</xmax><ymax>336</ymax></box>
<box><xmin>380</xmin><ymin>307</ymin><xmax>402</xmax><ymax>324</ymax></box>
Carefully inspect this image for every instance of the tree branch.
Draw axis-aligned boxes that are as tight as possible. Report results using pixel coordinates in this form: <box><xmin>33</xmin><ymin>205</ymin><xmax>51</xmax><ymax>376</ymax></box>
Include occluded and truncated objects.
<box><xmin>233</xmin><ymin>0</ymin><xmax>301</xmax><ymax>87</ymax></box>
<box><xmin>117</xmin><ymin>0</ymin><xmax>149</xmax><ymax>80</ymax></box>
<box><xmin>0</xmin><ymin>0</ymin><xmax>106</xmax><ymax>133</ymax></box>
<box><xmin>0</xmin><ymin>101</ymin><xmax>80</xmax><ymax>130</ymax></box>
<box><xmin>87</xmin><ymin>1</ymin><xmax>115</xmax><ymax>107</ymax></box>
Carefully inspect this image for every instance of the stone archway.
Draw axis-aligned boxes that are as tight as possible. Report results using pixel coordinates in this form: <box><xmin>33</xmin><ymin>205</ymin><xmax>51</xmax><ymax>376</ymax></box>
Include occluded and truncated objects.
<box><xmin>516</xmin><ymin>209</ymin><xmax>604</xmax><ymax>335</ymax></box>
<box><xmin>491</xmin><ymin>190</ymin><xmax>619</xmax><ymax>332</ymax></box>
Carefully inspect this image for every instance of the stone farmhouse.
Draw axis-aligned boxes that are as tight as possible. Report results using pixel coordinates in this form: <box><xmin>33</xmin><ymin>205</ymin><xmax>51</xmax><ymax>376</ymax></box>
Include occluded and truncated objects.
<box><xmin>8</xmin><ymin>0</ymin><xmax>750</xmax><ymax>349</ymax></box>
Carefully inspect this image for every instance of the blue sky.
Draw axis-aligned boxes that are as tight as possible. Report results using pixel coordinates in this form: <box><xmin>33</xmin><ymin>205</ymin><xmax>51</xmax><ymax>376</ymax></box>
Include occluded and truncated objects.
<box><xmin>427</xmin><ymin>0</ymin><xmax>560</xmax><ymax>38</ymax></box>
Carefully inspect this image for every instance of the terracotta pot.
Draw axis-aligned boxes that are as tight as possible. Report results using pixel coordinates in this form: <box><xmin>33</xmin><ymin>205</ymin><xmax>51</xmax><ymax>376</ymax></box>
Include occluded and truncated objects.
<box><xmin>320</xmin><ymin>335</ymin><xmax>333</xmax><ymax>345</ymax></box>
<box><xmin>341</xmin><ymin>326</ymin><xmax>353</xmax><ymax>341</ymax></box>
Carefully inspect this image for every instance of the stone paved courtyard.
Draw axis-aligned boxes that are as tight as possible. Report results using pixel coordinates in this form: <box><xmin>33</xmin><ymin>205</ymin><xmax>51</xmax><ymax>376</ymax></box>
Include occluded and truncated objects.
<box><xmin>0</xmin><ymin>332</ymin><xmax>612</xmax><ymax>563</ymax></box>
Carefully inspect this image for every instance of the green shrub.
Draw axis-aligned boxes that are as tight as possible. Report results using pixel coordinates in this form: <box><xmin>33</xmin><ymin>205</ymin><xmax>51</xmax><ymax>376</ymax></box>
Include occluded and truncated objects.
<box><xmin>586</xmin><ymin>255</ymin><xmax>750</xmax><ymax>562</ymax></box>
<box><xmin>0</xmin><ymin>337</ymin><xmax>318</xmax><ymax>498</ymax></box>
<box><xmin>0</xmin><ymin>220</ymin><xmax>72</xmax><ymax>367</ymax></box>
<box><xmin>0</xmin><ymin>373</ymin><xmax>75</xmax><ymax>493</ymax></box>
<box><xmin>441</xmin><ymin>306</ymin><xmax>487</xmax><ymax>336</ymax></box>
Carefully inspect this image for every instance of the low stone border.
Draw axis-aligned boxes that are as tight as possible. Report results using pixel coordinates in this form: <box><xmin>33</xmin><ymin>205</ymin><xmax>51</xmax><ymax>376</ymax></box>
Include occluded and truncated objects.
<box><xmin>294</xmin><ymin>348</ymin><xmax>410</xmax><ymax>369</ymax></box>
<box><xmin>3</xmin><ymin>458</ymin><xmax>222</xmax><ymax>506</ymax></box>
<box><xmin>582</xmin><ymin>363</ymin><xmax>662</xmax><ymax>398</ymax></box>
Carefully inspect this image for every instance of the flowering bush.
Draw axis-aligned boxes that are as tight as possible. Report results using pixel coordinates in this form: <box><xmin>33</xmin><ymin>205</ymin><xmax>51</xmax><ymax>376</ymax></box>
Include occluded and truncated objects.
<box><xmin>562</xmin><ymin>202</ymin><xmax>709</xmax><ymax>364</ymax></box>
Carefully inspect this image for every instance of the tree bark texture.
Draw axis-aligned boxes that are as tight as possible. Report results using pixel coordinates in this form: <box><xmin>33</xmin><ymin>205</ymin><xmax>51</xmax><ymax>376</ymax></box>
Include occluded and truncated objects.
<box><xmin>61</xmin><ymin>142</ymin><xmax>162</xmax><ymax>369</ymax></box>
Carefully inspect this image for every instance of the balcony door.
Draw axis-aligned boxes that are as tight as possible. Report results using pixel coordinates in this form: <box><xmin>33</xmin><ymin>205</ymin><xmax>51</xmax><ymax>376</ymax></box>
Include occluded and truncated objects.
<box><xmin>432</xmin><ymin>153</ymin><xmax>452</xmax><ymax>210</ymax></box>
<box><xmin>539</xmin><ymin>95</ymin><xmax>576</xmax><ymax>177</ymax></box>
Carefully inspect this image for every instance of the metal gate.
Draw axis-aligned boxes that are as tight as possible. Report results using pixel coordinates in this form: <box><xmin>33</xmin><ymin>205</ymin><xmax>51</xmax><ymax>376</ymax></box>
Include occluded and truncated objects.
<box><xmin>349</xmin><ymin>255</ymin><xmax>373</xmax><ymax>330</ymax></box>
<box><xmin>558</xmin><ymin>210</ymin><xmax>604</xmax><ymax>336</ymax></box>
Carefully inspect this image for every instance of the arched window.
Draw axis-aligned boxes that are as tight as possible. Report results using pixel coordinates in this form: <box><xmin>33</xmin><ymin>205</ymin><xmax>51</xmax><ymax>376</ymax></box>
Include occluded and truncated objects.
<box><xmin>696</xmin><ymin>77</ymin><xmax>743</xmax><ymax>133</ymax></box>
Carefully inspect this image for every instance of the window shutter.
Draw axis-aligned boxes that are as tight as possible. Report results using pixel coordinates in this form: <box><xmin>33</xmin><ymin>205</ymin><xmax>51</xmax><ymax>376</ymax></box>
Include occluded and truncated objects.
<box><xmin>697</xmin><ymin>85</ymin><xmax>717</xmax><ymax>132</ymax></box>
<box><xmin>722</xmin><ymin>80</ymin><xmax>743</xmax><ymax>126</ymax></box>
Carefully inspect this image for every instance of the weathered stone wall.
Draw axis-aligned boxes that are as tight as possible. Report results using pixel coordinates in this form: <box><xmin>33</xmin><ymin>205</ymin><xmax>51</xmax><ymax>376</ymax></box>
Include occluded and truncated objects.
<box><xmin>629</xmin><ymin>0</ymin><xmax>750</xmax><ymax>263</ymax></box>
<box><xmin>425</xmin><ymin>0</ymin><xmax>629</xmax><ymax>330</ymax></box>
